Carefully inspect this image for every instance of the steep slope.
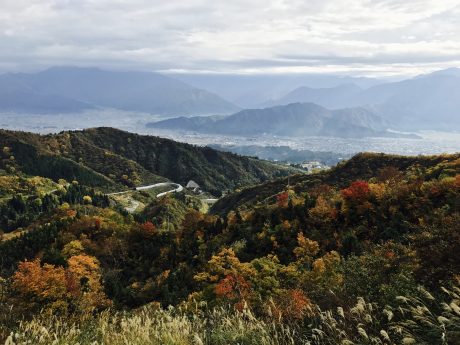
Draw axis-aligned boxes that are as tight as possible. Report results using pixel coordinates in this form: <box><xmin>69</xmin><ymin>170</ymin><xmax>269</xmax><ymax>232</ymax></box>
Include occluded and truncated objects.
<box><xmin>0</xmin><ymin>67</ymin><xmax>239</xmax><ymax>115</ymax></box>
<box><xmin>1</xmin><ymin>149</ymin><xmax>458</xmax><ymax>324</ymax></box>
<box><xmin>0</xmin><ymin>128</ymin><xmax>298</xmax><ymax>195</ymax></box>
<box><xmin>72</xmin><ymin>127</ymin><xmax>298</xmax><ymax>195</ymax></box>
<box><xmin>211</xmin><ymin>152</ymin><xmax>460</xmax><ymax>215</ymax></box>
<box><xmin>148</xmin><ymin>103</ymin><xmax>411</xmax><ymax>138</ymax></box>
<box><xmin>0</xmin><ymin>130</ymin><xmax>118</xmax><ymax>190</ymax></box>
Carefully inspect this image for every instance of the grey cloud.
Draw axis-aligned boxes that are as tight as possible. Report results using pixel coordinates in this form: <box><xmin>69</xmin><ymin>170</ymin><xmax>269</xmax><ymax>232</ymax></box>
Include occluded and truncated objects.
<box><xmin>0</xmin><ymin>0</ymin><xmax>459</xmax><ymax>76</ymax></box>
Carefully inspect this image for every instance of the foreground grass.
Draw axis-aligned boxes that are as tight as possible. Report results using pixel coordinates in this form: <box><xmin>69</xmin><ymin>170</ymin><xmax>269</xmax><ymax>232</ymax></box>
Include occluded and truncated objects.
<box><xmin>3</xmin><ymin>284</ymin><xmax>460</xmax><ymax>345</ymax></box>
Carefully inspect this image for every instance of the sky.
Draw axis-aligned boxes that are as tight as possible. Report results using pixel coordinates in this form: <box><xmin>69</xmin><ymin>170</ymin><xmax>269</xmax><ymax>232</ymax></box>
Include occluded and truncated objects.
<box><xmin>1</xmin><ymin>0</ymin><xmax>460</xmax><ymax>77</ymax></box>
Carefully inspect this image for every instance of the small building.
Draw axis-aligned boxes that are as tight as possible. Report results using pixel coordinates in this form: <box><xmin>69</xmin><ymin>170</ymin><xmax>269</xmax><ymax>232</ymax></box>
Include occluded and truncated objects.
<box><xmin>186</xmin><ymin>180</ymin><xmax>200</xmax><ymax>192</ymax></box>
<box><xmin>300</xmin><ymin>161</ymin><xmax>329</xmax><ymax>172</ymax></box>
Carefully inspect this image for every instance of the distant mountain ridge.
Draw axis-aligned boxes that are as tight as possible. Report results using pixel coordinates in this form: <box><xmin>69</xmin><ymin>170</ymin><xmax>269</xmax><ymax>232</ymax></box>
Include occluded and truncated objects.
<box><xmin>0</xmin><ymin>75</ymin><xmax>93</xmax><ymax>113</ymax></box>
<box><xmin>0</xmin><ymin>67</ymin><xmax>239</xmax><ymax>116</ymax></box>
<box><xmin>353</xmin><ymin>73</ymin><xmax>460</xmax><ymax>130</ymax></box>
<box><xmin>147</xmin><ymin>102</ymin><xmax>417</xmax><ymax>138</ymax></box>
<box><xmin>172</xmin><ymin>73</ymin><xmax>384</xmax><ymax>108</ymax></box>
<box><xmin>264</xmin><ymin>68</ymin><xmax>460</xmax><ymax>131</ymax></box>
<box><xmin>261</xmin><ymin>83</ymin><xmax>363</xmax><ymax>109</ymax></box>
<box><xmin>1</xmin><ymin>66</ymin><xmax>458</xmax><ymax>132</ymax></box>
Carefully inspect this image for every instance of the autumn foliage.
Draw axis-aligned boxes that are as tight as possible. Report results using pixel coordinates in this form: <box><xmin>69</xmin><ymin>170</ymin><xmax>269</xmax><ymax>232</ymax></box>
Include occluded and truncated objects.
<box><xmin>11</xmin><ymin>255</ymin><xmax>110</xmax><ymax>314</ymax></box>
<box><xmin>215</xmin><ymin>274</ymin><xmax>251</xmax><ymax>310</ymax></box>
<box><xmin>272</xmin><ymin>289</ymin><xmax>312</xmax><ymax>320</ymax></box>
<box><xmin>341</xmin><ymin>180</ymin><xmax>370</xmax><ymax>200</ymax></box>
<box><xmin>140</xmin><ymin>221</ymin><xmax>156</xmax><ymax>235</ymax></box>
<box><xmin>277</xmin><ymin>191</ymin><xmax>289</xmax><ymax>208</ymax></box>
<box><xmin>0</xmin><ymin>152</ymin><xmax>458</xmax><ymax>343</ymax></box>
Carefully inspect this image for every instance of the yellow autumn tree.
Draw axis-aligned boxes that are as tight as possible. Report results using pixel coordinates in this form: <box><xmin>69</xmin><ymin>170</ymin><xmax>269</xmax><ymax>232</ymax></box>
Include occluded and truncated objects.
<box><xmin>67</xmin><ymin>255</ymin><xmax>111</xmax><ymax>312</ymax></box>
<box><xmin>293</xmin><ymin>233</ymin><xmax>320</xmax><ymax>267</ymax></box>
<box><xmin>309</xmin><ymin>195</ymin><xmax>337</xmax><ymax>222</ymax></box>
<box><xmin>11</xmin><ymin>256</ymin><xmax>111</xmax><ymax>315</ymax></box>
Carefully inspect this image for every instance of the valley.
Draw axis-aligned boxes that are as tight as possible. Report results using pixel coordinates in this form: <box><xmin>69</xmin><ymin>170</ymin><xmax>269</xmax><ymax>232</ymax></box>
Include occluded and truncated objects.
<box><xmin>0</xmin><ymin>137</ymin><xmax>458</xmax><ymax>343</ymax></box>
<box><xmin>1</xmin><ymin>111</ymin><xmax>459</xmax><ymax>160</ymax></box>
<box><xmin>2</xmin><ymin>1</ymin><xmax>460</xmax><ymax>343</ymax></box>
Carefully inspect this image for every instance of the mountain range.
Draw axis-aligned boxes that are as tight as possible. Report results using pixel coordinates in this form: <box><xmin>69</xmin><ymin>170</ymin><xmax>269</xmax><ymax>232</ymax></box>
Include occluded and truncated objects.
<box><xmin>172</xmin><ymin>73</ymin><xmax>384</xmax><ymax>108</ymax></box>
<box><xmin>261</xmin><ymin>84</ymin><xmax>363</xmax><ymax>109</ymax></box>
<box><xmin>262</xmin><ymin>68</ymin><xmax>460</xmax><ymax>130</ymax></box>
<box><xmin>0</xmin><ymin>66</ymin><xmax>458</xmax><ymax>133</ymax></box>
<box><xmin>0</xmin><ymin>67</ymin><xmax>239</xmax><ymax>116</ymax></box>
<box><xmin>147</xmin><ymin>102</ymin><xmax>417</xmax><ymax>138</ymax></box>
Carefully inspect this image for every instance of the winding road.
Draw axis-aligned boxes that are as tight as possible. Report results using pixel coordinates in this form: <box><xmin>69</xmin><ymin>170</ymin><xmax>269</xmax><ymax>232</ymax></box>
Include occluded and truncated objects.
<box><xmin>107</xmin><ymin>182</ymin><xmax>184</xmax><ymax>213</ymax></box>
<box><xmin>107</xmin><ymin>182</ymin><xmax>220</xmax><ymax>213</ymax></box>
<box><xmin>108</xmin><ymin>182</ymin><xmax>184</xmax><ymax>197</ymax></box>
<box><xmin>107</xmin><ymin>182</ymin><xmax>185</xmax><ymax>213</ymax></box>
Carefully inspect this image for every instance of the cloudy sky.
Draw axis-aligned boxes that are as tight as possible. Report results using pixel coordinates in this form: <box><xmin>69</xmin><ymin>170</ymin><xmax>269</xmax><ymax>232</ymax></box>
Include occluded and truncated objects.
<box><xmin>1</xmin><ymin>0</ymin><xmax>460</xmax><ymax>76</ymax></box>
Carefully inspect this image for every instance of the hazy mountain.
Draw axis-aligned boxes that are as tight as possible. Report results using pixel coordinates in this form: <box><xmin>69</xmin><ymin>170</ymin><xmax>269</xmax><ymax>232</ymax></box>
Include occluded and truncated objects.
<box><xmin>0</xmin><ymin>67</ymin><xmax>239</xmax><ymax>116</ymax></box>
<box><xmin>147</xmin><ymin>102</ymin><xmax>415</xmax><ymax>138</ymax></box>
<box><xmin>262</xmin><ymin>83</ymin><xmax>363</xmax><ymax>109</ymax></box>
<box><xmin>0</xmin><ymin>75</ymin><xmax>93</xmax><ymax>114</ymax></box>
<box><xmin>351</xmin><ymin>70</ymin><xmax>460</xmax><ymax>130</ymax></box>
<box><xmin>262</xmin><ymin>68</ymin><xmax>460</xmax><ymax>131</ymax></box>
<box><xmin>172</xmin><ymin>73</ymin><xmax>384</xmax><ymax>108</ymax></box>
<box><xmin>417</xmin><ymin>67</ymin><xmax>460</xmax><ymax>78</ymax></box>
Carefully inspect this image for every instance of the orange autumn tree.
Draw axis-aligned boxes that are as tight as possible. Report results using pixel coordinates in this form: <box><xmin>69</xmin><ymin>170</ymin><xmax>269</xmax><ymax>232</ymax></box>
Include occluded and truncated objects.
<box><xmin>341</xmin><ymin>180</ymin><xmax>370</xmax><ymax>201</ymax></box>
<box><xmin>215</xmin><ymin>274</ymin><xmax>251</xmax><ymax>310</ymax></box>
<box><xmin>309</xmin><ymin>196</ymin><xmax>338</xmax><ymax>223</ymax></box>
<box><xmin>277</xmin><ymin>191</ymin><xmax>289</xmax><ymax>208</ymax></box>
<box><xmin>12</xmin><ymin>259</ymin><xmax>69</xmax><ymax>313</ymax></box>
<box><xmin>195</xmin><ymin>248</ymin><xmax>255</xmax><ymax>309</ymax></box>
<box><xmin>271</xmin><ymin>288</ymin><xmax>312</xmax><ymax>321</ymax></box>
<box><xmin>140</xmin><ymin>221</ymin><xmax>156</xmax><ymax>236</ymax></box>
<box><xmin>11</xmin><ymin>255</ymin><xmax>111</xmax><ymax>314</ymax></box>
<box><xmin>282</xmin><ymin>234</ymin><xmax>343</xmax><ymax>308</ymax></box>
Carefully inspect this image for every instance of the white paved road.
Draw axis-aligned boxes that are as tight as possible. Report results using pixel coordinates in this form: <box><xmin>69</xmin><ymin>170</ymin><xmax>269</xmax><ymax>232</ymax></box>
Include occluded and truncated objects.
<box><xmin>108</xmin><ymin>182</ymin><xmax>184</xmax><ymax>197</ymax></box>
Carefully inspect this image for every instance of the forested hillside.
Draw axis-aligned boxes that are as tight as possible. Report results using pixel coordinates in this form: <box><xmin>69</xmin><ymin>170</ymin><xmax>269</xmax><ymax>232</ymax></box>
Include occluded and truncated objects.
<box><xmin>0</xmin><ymin>150</ymin><xmax>458</xmax><ymax>344</ymax></box>
<box><xmin>0</xmin><ymin>128</ymin><xmax>296</xmax><ymax>195</ymax></box>
<box><xmin>211</xmin><ymin>152</ymin><xmax>460</xmax><ymax>214</ymax></box>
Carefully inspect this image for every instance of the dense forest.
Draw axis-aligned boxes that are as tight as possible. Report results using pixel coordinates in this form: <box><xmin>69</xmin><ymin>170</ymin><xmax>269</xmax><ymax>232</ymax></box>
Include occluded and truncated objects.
<box><xmin>0</xmin><ymin>136</ymin><xmax>459</xmax><ymax>344</ymax></box>
<box><xmin>0</xmin><ymin>128</ymin><xmax>297</xmax><ymax>195</ymax></box>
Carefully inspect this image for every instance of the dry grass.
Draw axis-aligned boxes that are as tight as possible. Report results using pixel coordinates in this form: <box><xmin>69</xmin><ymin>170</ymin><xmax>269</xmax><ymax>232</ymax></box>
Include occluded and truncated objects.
<box><xmin>3</xmin><ymin>284</ymin><xmax>460</xmax><ymax>345</ymax></box>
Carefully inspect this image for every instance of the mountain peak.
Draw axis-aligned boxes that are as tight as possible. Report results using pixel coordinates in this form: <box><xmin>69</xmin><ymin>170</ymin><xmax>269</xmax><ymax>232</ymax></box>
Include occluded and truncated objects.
<box><xmin>0</xmin><ymin>66</ymin><xmax>239</xmax><ymax>116</ymax></box>
<box><xmin>417</xmin><ymin>67</ymin><xmax>460</xmax><ymax>79</ymax></box>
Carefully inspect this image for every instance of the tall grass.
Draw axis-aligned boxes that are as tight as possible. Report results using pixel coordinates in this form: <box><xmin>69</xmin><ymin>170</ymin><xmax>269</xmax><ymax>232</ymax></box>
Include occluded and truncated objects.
<box><xmin>3</xmin><ymin>284</ymin><xmax>460</xmax><ymax>345</ymax></box>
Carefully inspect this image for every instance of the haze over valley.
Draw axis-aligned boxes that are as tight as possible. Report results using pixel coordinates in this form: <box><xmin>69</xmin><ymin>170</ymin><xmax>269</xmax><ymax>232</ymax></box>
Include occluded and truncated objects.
<box><xmin>1</xmin><ymin>66</ymin><xmax>459</xmax><ymax>164</ymax></box>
